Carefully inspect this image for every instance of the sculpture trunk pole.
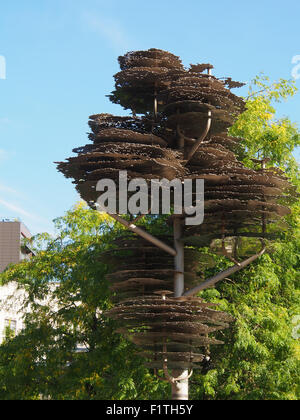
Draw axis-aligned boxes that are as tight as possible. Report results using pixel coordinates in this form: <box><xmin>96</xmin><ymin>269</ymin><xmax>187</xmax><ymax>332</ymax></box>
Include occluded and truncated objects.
<box><xmin>172</xmin><ymin>217</ymin><xmax>189</xmax><ymax>400</ymax></box>
<box><xmin>174</xmin><ymin>217</ymin><xmax>185</xmax><ymax>298</ymax></box>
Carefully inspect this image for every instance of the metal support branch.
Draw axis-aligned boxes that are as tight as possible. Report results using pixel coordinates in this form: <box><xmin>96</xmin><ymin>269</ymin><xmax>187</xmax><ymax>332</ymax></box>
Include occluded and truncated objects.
<box><xmin>183</xmin><ymin>67</ymin><xmax>213</xmax><ymax>165</ymax></box>
<box><xmin>154</xmin><ymin>85</ymin><xmax>158</xmax><ymax>122</ymax></box>
<box><xmin>184</xmin><ymin>111</ymin><xmax>212</xmax><ymax>164</ymax></box>
<box><xmin>183</xmin><ymin>241</ymin><xmax>266</xmax><ymax>297</ymax></box>
<box><xmin>109</xmin><ymin>214</ymin><xmax>177</xmax><ymax>257</ymax></box>
<box><xmin>163</xmin><ymin>360</ymin><xmax>193</xmax><ymax>384</ymax></box>
<box><xmin>154</xmin><ymin>94</ymin><xmax>158</xmax><ymax>120</ymax></box>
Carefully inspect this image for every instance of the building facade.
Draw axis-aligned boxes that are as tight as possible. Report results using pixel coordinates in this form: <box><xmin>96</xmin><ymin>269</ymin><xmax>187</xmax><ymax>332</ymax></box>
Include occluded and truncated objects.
<box><xmin>0</xmin><ymin>220</ymin><xmax>32</xmax><ymax>272</ymax></box>
<box><xmin>0</xmin><ymin>220</ymin><xmax>32</xmax><ymax>343</ymax></box>
<box><xmin>0</xmin><ymin>221</ymin><xmax>83</xmax><ymax>353</ymax></box>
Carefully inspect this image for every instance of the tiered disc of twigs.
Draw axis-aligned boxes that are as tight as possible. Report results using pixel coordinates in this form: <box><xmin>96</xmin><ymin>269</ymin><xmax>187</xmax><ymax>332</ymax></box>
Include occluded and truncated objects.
<box><xmin>160</xmin><ymin>70</ymin><xmax>245</xmax><ymax>138</ymax></box>
<box><xmin>106</xmin><ymin>295</ymin><xmax>233</xmax><ymax>370</ymax></box>
<box><xmin>101</xmin><ymin>235</ymin><xmax>214</xmax><ymax>301</ymax></box>
<box><xmin>109</xmin><ymin>49</ymin><xmax>184</xmax><ymax>114</ymax></box>
<box><xmin>102</xmin><ymin>234</ymin><xmax>228</xmax><ymax>370</ymax></box>
<box><xmin>57</xmin><ymin>114</ymin><xmax>186</xmax><ymax>205</ymax></box>
<box><xmin>177</xmin><ymin>133</ymin><xmax>295</xmax><ymax>246</ymax></box>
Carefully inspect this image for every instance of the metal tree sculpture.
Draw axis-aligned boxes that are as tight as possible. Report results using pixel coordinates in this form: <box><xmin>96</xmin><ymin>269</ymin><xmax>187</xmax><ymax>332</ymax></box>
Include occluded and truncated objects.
<box><xmin>57</xmin><ymin>49</ymin><xmax>295</xmax><ymax>400</ymax></box>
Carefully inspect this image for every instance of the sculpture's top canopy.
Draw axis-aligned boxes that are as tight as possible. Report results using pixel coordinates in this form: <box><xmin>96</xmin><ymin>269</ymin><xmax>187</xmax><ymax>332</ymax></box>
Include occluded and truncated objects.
<box><xmin>57</xmin><ymin>48</ymin><xmax>296</xmax><ymax>246</ymax></box>
<box><xmin>56</xmin><ymin>49</ymin><xmax>297</xmax><ymax>373</ymax></box>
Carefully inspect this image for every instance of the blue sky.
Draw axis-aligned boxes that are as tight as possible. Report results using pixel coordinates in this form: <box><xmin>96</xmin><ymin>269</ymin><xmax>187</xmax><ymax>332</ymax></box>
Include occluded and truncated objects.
<box><xmin>0</xmin><ymin>0</ymin><xmax>299</xmax><ymax>235</ymax></box>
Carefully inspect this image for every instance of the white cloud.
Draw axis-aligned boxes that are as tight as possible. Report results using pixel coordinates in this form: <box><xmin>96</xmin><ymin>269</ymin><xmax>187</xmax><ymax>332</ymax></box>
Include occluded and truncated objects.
<box><xmin>0</xmin><ymin>198</ymin><xmax>33</xmax><ymax>219</ymax></box>
<box><xmin>0</xmin><ymin>179</ymin><xmax>54</xmax><ymax>234</ymax></box>
<box><xmin>0</xmin><ymin>183</ymin><xmax>18</xmax><ymax>195</ymax></box>
<box><xmin>0</xmin><ymin>197</ymin><xmax>53</xmax><ymax>234</ymax></box>
<box><xmin>0</xmin><ymin>192</ymin><xmax>50</xmax><ymax>224</ymax></box>
<box><xmin>83</xmin><ymin>11</ymin><xmax>131</xmax><ymax>52</ymax></box>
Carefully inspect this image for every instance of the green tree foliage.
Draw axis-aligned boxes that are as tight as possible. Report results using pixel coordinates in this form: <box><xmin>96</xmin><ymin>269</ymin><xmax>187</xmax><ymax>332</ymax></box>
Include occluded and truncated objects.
<box><xmin>0</xmin><ymin>78</ymin><xmax>299</xmax><ymax>400</ymax></box>
<box><xmin>230</xmin><ymin>75</ymin><xmax>300</xmax><ymax>171</ymax></box>
<box><xmin>0</xmin><ymin>206</ymin><xmax>168</xmax><ymax>400</ymax></box>
<box><xmin>190</xmin><ymin>230</ymin><xmax>300</xmax><ymax>400</ymax></box>
<box><xmin>189</xmin><ymin>76</ymin><xmax>300</xmax><ymax>400</ymax></box>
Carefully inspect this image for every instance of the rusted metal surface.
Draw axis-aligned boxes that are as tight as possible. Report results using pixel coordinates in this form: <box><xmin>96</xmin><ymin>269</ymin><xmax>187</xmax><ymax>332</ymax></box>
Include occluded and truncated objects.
<box><xmin>102</xmin><ymin>234</ymin><xmax>232</xmax><ymax>371</ymax></box>
<box><xmin>102</xmin><ymin>236</ymin><xmax>206</xmax><ymax>299</ymax></box>
<box><xmin>106</xmin><ymin>294</ymin><xmax>232</xmax><ymax>370</ymax></box>
<box><xmin>57</xmin><ymin>48</ymin><xmax>296</xmax><ymax>375</ymax></box>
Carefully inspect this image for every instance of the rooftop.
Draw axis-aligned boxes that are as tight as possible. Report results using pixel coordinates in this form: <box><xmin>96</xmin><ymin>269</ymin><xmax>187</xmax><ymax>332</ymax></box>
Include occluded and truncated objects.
<box><xmin>0</xmin><ymin>219</ymin><xmax>31</xmax><ymax>239</ymax></box>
